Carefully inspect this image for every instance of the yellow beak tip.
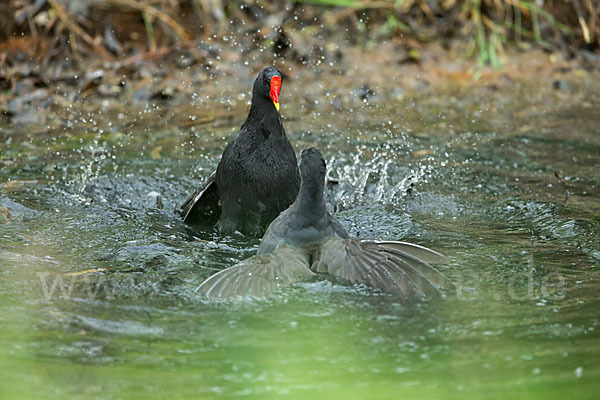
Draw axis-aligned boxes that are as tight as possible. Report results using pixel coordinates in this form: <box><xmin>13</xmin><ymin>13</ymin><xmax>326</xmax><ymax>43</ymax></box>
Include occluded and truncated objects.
<box><xmin>274</xmin><ymin>102</ymin><xmax>280</xmax><ymax>111</ymax></box>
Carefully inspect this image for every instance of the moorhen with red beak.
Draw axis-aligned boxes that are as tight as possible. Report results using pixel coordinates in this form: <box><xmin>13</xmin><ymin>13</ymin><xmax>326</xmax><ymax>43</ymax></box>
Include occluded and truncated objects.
<box><xmin>180</xmin><ymin>67</ymin><xmax>300</xmax><ymax>235</ymax></box>
<box><xmin>196</xmin><ymin>147</ymin><xmax>453</xmax><ymax>298</ymax></box>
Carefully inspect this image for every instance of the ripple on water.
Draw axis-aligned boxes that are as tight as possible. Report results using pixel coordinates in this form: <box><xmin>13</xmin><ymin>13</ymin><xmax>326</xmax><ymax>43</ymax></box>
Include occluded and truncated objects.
<box><xmin>72</xmin><ymin>315</ymin><xmax>165</xmax><ymax>336</ymax></box>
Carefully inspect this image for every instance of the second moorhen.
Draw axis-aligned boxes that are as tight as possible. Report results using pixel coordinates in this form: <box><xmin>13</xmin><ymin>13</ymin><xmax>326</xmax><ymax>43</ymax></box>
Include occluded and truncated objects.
<box><xmin>180</xmin><ymin>66</ymin><xmax>300</xmax><ymax>236</ymax></box>
<box><xmin>196</xmin><ymin>147</ymin><xmax>453</xmax><ymax>298</ymax></box>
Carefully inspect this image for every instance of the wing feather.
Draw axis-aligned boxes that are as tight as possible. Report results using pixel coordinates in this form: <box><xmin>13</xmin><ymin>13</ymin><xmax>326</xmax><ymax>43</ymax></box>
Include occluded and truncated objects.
<box><xmin>351</xmin><ymin>247</ymin><xmax>398</xmax><ymax>293</ymax></box>
<box><xmin>313</xmin><ymin>238</ymin><xmax>453</xmax><ymax>297</ymax></box>
<box><xmin>196</xmin><ymin>245</ymin><xmax>314</xmax><ymax>298</ymax></box>
<box><xmin>375</xmin><ymin>241</ymin><xmax>448</xmax><ymax>264</ymax></box>
<box><xmin>379</xmin><ymin>259</ymin><xmax>420</xmax><ymax>296</ymax></box>
<box><xmin>180</xmin><ymin>171</ymin><xmax>220</xmax><ymax>224</ymax></box>
<box><xmin>379</xmin><ymin>245</ymin><xmax>454</xmax><ymax>290</ymax></box>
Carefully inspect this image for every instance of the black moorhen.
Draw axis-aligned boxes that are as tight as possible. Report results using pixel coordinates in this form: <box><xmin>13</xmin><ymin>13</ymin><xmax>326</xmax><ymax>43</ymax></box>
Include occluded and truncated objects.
<box><xmin>196</xmin><ymin>147</ymin><xmax>453</xmax><ymax>298</ymax></box>
<box><xmin>180</xmin><ymin>67</ymin><xmax>300</xmax><ymax>235</ymax></box>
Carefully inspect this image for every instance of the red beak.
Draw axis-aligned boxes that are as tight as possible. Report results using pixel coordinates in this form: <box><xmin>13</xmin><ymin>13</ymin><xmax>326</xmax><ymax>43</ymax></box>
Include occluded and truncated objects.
<box><xmin>270</xmin><ymin>76</ymin><xmax>281</xmax><ymax>111</ymax></box>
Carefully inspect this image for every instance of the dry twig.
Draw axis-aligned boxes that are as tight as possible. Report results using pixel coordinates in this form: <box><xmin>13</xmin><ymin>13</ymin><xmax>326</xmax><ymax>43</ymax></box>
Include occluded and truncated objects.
<box><xmin>106</xmin><ymin>0</ymin><xmax>192</xmax><ymax>41</ymax></box>
<box><xmin>47</xmin><ymin>0</ymin><xmax>113</xmax><ymax>60</ymax></box>
<box><xmin>121</xmin><ymin>38</ymin><xmax>202</xmax><ymax>66</ymax></box>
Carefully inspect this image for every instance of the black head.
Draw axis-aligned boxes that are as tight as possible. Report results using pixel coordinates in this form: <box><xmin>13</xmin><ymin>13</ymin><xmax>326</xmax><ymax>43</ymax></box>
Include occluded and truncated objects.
<box><xmin>300</xmin><ymin>146</ymin><xmax>327</xmax><ymax>185</ymax></box>
<box><xmin>253</xmin><ymin>66</ymin><xmax>283</xmax><ymax>111</ymax></box>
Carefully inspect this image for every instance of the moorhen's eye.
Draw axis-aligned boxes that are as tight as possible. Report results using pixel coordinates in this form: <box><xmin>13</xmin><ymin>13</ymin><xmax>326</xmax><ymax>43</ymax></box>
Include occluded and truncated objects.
<box><xmin>263</xmin><ymin>77</ymin><xmax>268</xmax><ymax>83</ymax></box>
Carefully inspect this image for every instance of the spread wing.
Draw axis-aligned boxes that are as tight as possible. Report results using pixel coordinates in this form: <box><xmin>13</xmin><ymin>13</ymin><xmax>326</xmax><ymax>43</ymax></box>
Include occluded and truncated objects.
<box><xmin>312</xmin><ymin>238</ymin><xmax>453</xmax><ymax>297</ymax></box>
<box><xmin>374</xmin><ymin>241</ymin><xmax>448</xmax><ymax>264</ymax></box>
<box><xmin>179</xmin><ymin>171</ymin><xmax>220</xmax><ymax>225</ymax></box>
<box><xmin>196</xmin><ymin>245</ymin><xmax>315</xmax><ymax>299</ymax></box>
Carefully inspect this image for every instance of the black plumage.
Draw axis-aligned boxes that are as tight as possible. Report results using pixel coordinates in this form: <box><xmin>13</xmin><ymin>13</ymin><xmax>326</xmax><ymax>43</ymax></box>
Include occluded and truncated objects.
<box><xmin>180</xmin><ymin>67</ymin><xmax>300</xmax><ymax>235</ymax></box>
<box><xmin>196</xmin><ymin>147</ymin><xmax>453</xmax><ymax>298</ymax></box>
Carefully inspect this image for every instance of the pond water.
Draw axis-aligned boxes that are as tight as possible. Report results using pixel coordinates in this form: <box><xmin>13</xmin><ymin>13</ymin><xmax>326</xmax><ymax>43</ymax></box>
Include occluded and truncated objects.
<box><xmin>1</xmin><ymin>70</ymin><xmax>599</xmax><ymax>399</ymax></box>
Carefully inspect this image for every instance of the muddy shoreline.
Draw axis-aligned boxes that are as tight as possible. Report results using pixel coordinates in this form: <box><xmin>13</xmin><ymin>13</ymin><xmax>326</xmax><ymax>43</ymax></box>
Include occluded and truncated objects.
<box><xmin>2</xmin><ymin>38</ymin><xmax>599</xmax><ymax>133</ymax></box>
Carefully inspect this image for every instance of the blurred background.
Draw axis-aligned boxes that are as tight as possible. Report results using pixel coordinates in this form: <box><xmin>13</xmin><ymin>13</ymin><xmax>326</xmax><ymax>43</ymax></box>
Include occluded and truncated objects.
<box><xmin>1</xmin><ymin>0</ymin><xmax>599</xmax><ymax>92</ymax></box>
<box><xmin>1</xmin><ymin>0</ymin><xmax>599</xmax><ymax>64</ymax></box>
<box><xmin>1</xmin><ymin>0</ymin><xmax>599</xmax><ymax>129</ymax></box>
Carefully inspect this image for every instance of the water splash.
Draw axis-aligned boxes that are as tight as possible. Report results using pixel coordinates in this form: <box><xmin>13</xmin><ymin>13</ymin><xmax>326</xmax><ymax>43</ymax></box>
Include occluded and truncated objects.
<box><xmin>326</xmin><ymin>149</ymin><xmax>433</xmax><ymax>211</ymax></box>
<box><xmin>63</xmin><ymin>133</ymin><xmax>111</xmax><ymax>204</ymax></box>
